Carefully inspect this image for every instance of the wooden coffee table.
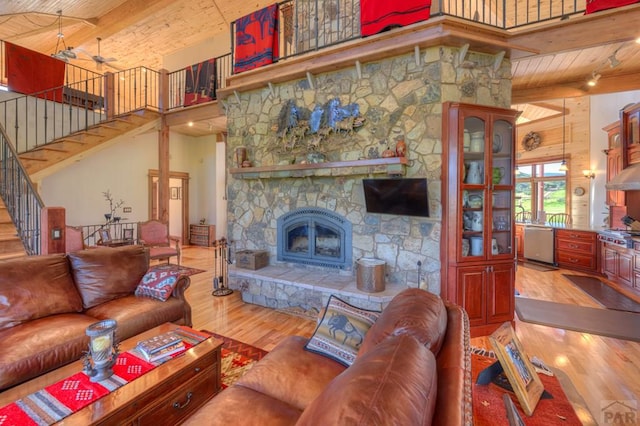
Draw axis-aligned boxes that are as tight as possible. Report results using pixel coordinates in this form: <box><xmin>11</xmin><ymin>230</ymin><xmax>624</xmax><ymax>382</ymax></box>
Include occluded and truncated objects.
<box><xmin>0</xmin><ymin>323</ymin><xmax>222</xmax><ymax>425</ymax></box>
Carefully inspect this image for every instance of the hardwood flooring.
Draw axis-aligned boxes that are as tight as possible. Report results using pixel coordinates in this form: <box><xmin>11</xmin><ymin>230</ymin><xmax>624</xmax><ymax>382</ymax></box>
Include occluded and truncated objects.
<box><xmin>182</xmin><ymin>246</ymin><xmax>640</xmax><ymax>424</ymax></box>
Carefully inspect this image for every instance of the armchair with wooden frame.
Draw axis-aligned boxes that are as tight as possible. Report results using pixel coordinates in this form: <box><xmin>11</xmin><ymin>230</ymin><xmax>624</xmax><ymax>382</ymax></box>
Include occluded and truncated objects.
<box><xmin>65</xmin><ymin>226</ymin><xmax>86</xmax><ymax>252</ymax></box>
<box><xmin>137</xmin><ymin>220</ymin><xmax>181</xmax><ymax>265</ymax></box>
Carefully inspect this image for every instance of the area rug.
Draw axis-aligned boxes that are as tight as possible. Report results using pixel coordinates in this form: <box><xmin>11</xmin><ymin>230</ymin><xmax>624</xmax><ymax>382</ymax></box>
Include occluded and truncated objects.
<box><xmin>563</xmin><ymin>274</ymin><xmax>640</xmax><ymax>313</ymax></box>
<box><xmin>471</xmin><ymin>348</ymin><xmax>586</xmax><ymax>425</ymax></box>
<box><xmin>515</xmin><ymin>297</ymin><xmax>640</xmax><ymax>342</ymax></box>
<box><xmin>150</xmin><ymin>263</ymin><xmax>206</xmax><ymax>277</ymax></box>
<box><xmin>519</xmin><ymin>261</ymin><xmax>557</xmax><ymax>272</ymax></box>
<box><xmin>205</xmin><ymin>332</ymin><xmax>268</xmax><ymax>388</ymax></box>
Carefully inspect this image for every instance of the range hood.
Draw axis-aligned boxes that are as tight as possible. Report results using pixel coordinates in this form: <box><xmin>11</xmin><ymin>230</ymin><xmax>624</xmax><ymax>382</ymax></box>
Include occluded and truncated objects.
<box><xmin>606</xmin><ymin>163</ymin><xmax>640</xmax><ymax>191</ymax></box>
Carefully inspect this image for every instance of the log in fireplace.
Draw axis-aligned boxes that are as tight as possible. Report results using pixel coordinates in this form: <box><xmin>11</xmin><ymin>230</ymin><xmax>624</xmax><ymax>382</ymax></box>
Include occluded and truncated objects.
<box><xmin>277</xmin><ymin>207</ymin><xmax>352</xmax><ymax>269</ymax></box>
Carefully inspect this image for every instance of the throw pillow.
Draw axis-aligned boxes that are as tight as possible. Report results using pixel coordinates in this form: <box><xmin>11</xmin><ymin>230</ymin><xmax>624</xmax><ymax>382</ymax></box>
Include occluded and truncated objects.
<box><xmin>304</xmin><ymin>295</ymin><xmax>380</xmax><ymax>366</ymax></box>
<box><xmin>135</xmin><ymin>268</ymin><xmax>180</xmax><ymax>301</ymax></box>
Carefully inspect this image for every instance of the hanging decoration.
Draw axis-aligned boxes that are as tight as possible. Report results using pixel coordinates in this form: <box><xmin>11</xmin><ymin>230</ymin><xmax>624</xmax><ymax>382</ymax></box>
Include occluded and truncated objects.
<box><xmin>521</xmin><ymin>132</ymin><xmax>541</xmax><ymax>151</ymax></box>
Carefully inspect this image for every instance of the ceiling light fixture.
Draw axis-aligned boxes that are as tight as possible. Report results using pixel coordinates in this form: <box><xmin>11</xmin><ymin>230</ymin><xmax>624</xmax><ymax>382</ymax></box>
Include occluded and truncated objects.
<box><xmin>608</xmin><ymin>52</ymin><xmax>621</xmax><ymax>68</ymax></box>
<box><xmin>559</xmin><ymin>98</ymin><xmax>568</xmax><ymax>172</ymax></box>
<box><xmin>587</xmin><ymin>71</ymin><xmax>601</xmax><ymax>87</ymax></box>
<box><xmin>52</xmin><ymin>10</ymin><xmax>76</xmax><ymax>61</ymax></box>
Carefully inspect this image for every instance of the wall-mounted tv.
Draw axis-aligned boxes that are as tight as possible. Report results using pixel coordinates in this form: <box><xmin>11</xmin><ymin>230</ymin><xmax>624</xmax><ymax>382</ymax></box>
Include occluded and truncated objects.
<box><xmin>362</xmin><ymin>178</ymin><xmax>430</xmax><ymax>217</ymax></box>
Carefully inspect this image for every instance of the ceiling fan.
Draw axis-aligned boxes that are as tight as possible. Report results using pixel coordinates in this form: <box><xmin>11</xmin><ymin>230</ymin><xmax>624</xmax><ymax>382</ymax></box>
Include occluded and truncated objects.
<box><xmin>75</xmin><ymin>37</ymin><xmax>120</xmax><ymax>70</ymax></box>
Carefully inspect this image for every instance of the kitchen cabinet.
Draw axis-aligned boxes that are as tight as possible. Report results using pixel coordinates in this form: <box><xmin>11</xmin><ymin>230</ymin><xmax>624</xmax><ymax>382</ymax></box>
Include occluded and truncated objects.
<box><xmin>622</xmin><ymin>101</ymin><xmax>640</xmax><ymax>165</ymax></box>
<box><xmin>441</xmin><ymin>101</ymin><xmax>518</xmax><ymax>337</ymax></box>
<box><xmin>601</xmin><ymin>242</ymin><xmax>633</xmax><ymax>287</ymax></box>
<box><xmin>603</xmin><ymin>121</ymin><xmax>625</xmax><ymax>208</ymax></box>
<box><xmin>189</xmin><ymin>224</ymin><xmax>216</xmax><ymax>246</ymax></box>
<box><xmin>554</xmin><ymin>229</ymin><xmax>598</xmax><ymax>273</ymax></box>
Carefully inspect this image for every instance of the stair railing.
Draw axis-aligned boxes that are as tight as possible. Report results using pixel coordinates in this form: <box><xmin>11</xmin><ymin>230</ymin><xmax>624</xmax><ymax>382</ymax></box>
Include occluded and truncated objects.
<box><xmin>0</xmin><ymin>124</ymin><xmax>44</xmax><ymax>255</ymax></box>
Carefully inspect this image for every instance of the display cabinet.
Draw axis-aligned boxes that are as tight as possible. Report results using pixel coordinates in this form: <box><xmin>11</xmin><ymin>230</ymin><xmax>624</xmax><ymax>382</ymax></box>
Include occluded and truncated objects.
<box><xmin>442</xmin><ymin>101</ymin><xmax>518</xmax><ymax>337</ymax></box>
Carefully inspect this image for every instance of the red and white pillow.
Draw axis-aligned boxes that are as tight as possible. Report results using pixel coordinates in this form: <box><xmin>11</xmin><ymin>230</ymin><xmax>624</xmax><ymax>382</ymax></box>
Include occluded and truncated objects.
<box><xmin>135</xmin><ymin>269</ymin><xmax>180</xmax><ymax>301</ymax></box>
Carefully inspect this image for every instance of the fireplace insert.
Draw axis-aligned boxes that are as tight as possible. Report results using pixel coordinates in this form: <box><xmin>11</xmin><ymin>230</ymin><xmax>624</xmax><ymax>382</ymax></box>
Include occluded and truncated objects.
<box><xmin>277</xmin><ymin>207</ymin><xmax>352</xmax><ymax>269</ymax></box>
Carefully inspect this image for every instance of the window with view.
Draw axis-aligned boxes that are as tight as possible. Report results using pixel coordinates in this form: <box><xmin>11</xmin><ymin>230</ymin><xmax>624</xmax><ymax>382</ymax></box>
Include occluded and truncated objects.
<box><xmin>515</xmin><ymin>160</ymin><xmax>567</xmax><ymax>223</ymax></box>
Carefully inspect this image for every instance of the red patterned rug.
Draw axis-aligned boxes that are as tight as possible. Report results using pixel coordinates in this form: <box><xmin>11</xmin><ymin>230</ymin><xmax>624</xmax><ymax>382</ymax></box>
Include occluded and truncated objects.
<box><xmin>150</xmin><ymin>263</ymin><xmax>206</xmax><ymax>277</ymax></box>
<box><xmin>205</xmin><ymin>332</ymin><xmax>268</xmax><ymax>389</ymax></box>
<box><xmin>472</xmin><ymin>349</ymin><xmax>583</xmax><ymax>425</ymax></box>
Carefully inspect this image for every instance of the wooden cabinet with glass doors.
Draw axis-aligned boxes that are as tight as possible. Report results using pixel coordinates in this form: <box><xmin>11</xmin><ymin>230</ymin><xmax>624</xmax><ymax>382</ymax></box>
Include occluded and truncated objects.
<box><xmin>441</xmin><ymin>102</ymin><xmax>519</xmax><ymax>337</ymax></box>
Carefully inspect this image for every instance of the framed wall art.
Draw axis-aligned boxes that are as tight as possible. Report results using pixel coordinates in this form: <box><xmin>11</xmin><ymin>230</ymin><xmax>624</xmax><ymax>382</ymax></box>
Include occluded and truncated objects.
<box><xmin>170</xmin><ymin>187</ymin><xmax>181</xmax><ymax>200</ymax></box>
<box><xmin>489</xmin><ymin>322</ymin><xmax>544</xmax><ymax>416</ymax></box>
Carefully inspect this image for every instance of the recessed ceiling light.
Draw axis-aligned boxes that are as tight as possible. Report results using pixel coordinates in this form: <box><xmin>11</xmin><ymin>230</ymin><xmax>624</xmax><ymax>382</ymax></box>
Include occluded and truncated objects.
<box><xmin>188</xmin><ymin>121</ymin><xmax>194</xmax><ymax>127</ymax></box>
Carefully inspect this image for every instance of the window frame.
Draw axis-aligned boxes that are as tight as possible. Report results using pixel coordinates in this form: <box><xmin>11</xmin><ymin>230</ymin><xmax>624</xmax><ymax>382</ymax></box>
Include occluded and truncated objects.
<box><xmin>516</xmin><ymin>157</ymin><xmax>569</xmax><ymax>223</ymax></box>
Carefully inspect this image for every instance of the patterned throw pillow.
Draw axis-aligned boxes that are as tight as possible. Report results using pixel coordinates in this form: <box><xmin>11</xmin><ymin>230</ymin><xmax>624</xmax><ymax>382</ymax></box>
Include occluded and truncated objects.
<box><xmin>134</xmin><ymin>268</ymin><xmax>180</xmax><ymax>301</ymax></box>
<box><xmin>304</xmin><ymin>295</ymin><xmax>380</xmax><ymax>366</ymax></box>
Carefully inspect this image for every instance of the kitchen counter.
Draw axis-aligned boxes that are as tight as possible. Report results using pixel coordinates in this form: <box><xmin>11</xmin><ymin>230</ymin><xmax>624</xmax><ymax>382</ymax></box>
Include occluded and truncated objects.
<box><xmin>515</xmin><ymin>222</ymin><xmax>605</xmax><ymax>233</ymax></box>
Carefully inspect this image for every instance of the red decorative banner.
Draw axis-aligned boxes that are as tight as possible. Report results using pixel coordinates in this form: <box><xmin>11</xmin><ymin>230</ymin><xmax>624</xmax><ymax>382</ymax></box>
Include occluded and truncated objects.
<box><xmin>184</xmin><ymin>58</ymin><xmax>216</xmax><ymax>106</ymax></box>
<box><xmin>360</xmin><ymin>0</ymin><xmax>432</xmax><ymax>37</ymax></box>
<box><xmin>234</xmin><ymin>4</ymin><xmax>280</xmax><ymax>73</ymax></box>
<box><xmin>5</xmin><ymin>42</ymin><xmax>65</xmax><ymax>101</ymax></box>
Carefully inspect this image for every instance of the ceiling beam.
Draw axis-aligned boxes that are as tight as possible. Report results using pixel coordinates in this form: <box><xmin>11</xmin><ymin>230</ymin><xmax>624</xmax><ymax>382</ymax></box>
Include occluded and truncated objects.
<box><xmin>58</xmin><ymin>0</ymin><xmax>177</xmax><ymax>53</ymax></box>
<box><xmin>512</xmin><ymin>71</ymin><xmax>640</xmax><ymax>103</ymax></box>
<box><xmin>509</xmin><ymin>5</ymin><xmax>640</xmax><ymax>59</ymax></box>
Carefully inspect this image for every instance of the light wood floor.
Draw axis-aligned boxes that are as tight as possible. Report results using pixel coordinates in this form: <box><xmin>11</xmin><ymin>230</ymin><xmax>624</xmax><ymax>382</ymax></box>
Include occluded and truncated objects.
<box><xmin>182</xmin><ymin>246</ymin><xmax>640</xmax><ymax>424</ymax></box>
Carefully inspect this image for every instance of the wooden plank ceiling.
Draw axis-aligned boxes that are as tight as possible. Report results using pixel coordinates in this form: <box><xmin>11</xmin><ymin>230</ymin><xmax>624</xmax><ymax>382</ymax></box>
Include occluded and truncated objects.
<box><xmin>1</xmin><ymin>0</ymin><xmax>640</xmax><ymax>135</ymax></box>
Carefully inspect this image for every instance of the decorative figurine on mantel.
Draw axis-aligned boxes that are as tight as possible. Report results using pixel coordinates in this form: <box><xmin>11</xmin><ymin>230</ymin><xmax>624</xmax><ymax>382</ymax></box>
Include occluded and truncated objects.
<box><xmin>395</xmin><ymin>137</ymin><xmax>407</xmax><ymax>157</ymax></box>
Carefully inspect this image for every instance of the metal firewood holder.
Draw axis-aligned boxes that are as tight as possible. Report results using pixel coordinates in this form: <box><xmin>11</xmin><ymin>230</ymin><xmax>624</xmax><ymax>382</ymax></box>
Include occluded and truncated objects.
<box><xmin>212</xmin><ymin>238</ymin><xmax>233</xmax><ymax>297</ymax></box>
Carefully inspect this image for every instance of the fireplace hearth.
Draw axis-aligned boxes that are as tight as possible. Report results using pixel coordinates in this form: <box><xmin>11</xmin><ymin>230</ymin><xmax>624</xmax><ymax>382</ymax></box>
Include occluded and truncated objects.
<box><xmin>277</xmin><ymin>207</ymin><xmax>352</xmax><ymax>270</ymax></box>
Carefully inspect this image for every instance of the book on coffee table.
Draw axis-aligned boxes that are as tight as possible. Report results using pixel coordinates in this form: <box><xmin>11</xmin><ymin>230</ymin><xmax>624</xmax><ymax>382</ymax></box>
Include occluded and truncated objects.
<box><xmin>140</xmin><ymin>341</ymin><xmax>186</xmax><ymax>362</ymax></box>
<box><xmin>136</xmin><ymin>331</ymin><xmax>182</xmax><ymax>355</ymax></box>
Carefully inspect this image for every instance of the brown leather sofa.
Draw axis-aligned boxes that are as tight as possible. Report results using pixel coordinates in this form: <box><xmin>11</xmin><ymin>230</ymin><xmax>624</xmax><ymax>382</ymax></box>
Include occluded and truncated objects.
<box><xmin>0</xmin><ymin>245</ymin><xmax>192</xmax><ymax>391</ymax></box>
<box><xmin>185</xmin><ymin>288</ymin><xmax>472</xmax><ymax>426</ymax></box>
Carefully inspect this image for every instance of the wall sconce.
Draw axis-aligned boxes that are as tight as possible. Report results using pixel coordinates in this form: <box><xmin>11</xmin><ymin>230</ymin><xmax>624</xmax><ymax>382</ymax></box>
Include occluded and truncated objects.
<box><xmin>583</xmin><ymin>170</ymin><xmax>596</xmax><ymax>179</ymax></box>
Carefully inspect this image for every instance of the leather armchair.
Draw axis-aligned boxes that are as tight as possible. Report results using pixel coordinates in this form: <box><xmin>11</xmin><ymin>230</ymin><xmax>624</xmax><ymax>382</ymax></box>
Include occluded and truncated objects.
<box><xmin>137</xmin><ymin>220</ymin><xmax>181</xmax><ymax>264</ymax></box>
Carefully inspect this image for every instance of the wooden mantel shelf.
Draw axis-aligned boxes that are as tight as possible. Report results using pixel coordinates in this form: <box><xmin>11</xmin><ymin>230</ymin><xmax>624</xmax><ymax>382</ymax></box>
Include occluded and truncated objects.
<box><xmin>229</xmin><ymin>157</ymin><xmax>408</xmax><ymax>179</ymax></box>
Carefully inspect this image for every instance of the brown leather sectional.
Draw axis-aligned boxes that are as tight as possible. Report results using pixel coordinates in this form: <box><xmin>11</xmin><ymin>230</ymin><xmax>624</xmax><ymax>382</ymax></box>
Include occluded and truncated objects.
<box><xmin>184</xmin><ymin>288</ymin><xmax>472</xmax><ymax>425</ymax></box>
<box><xmin>0</xmin><ymin>245</ymin><xmax>192</xmax><ymax>391</ymax></box>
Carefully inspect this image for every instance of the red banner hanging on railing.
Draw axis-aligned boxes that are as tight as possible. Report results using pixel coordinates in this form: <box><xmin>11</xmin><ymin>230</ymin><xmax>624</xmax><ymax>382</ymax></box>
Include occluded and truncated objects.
<box><xmin>585</xmin><ymin>0</ymin><xmax>639</xmax><ymax>13</ymax></box>
<box><xmin>5</xmin><ymin>42</ymin><xmax>65</xmax><ymax>101</ymax></box>
<box><xmin>233</xmin><ymin>3</ymin><xmax>279</xmax><ymax>74</ymax></box>
<box><xmin>360</xmin><ymin>0</ymin><xmax>432</xmax><ymax>37</ymax></box>
<box><xmin>184</xmin><ymin>58</ymin><xmax>216</xmax><ymax>106</ymax></box>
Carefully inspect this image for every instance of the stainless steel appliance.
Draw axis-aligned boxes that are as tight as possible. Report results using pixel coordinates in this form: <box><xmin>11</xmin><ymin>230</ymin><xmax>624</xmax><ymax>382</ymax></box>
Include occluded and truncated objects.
<box><xmin>597</xmin><ymin>229</ymin><xmax>637</xmax><ymax>248</ymax></box>
<box><xmin>523</xmin><ymin>225</ymin><xmax>555</xmax><ymax>264</ymax></box>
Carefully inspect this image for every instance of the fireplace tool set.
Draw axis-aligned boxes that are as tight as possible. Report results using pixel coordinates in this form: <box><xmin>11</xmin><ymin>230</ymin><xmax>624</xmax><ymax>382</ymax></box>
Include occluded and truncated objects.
<box><xmin>212</xmin><ymin>238</ymin><xmax>233</xmax><ymax>297</ymax></box>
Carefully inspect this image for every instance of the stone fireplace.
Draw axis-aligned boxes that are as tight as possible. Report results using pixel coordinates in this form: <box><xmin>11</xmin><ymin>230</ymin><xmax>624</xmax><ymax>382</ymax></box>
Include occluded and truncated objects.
<box><xmin>224</xmin><ymin>44</ymin><xmax>511</xmax><ymax>312</ymax></box>
<box><xmin>277</xmin><ymin>207</ymin><xmax>352</xmax><ymax>270</ymax></box>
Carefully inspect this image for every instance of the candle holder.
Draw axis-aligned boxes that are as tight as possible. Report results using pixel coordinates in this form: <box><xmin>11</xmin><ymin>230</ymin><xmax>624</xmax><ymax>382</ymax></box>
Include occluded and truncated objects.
<box><xmin>82</xmin><ymin>319</ymin><xmax>119</xmax><ymax>382</ymax></box>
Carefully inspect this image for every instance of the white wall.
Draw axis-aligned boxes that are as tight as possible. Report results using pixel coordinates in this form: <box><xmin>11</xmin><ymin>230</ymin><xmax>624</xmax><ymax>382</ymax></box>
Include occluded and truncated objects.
<box><xmin>163</xmin><ymin>33</ymin><xmax>231</xmax><ymax>72</ymax></box>
<box><xmin>38</xmin><ymin>129</ymin><xmax>217</xmax><ymax>239</ymax></box>
<box><xmin>589</xmin><ymin>90</ymin><xmax>640</xmax><ymax>228</ymax></box>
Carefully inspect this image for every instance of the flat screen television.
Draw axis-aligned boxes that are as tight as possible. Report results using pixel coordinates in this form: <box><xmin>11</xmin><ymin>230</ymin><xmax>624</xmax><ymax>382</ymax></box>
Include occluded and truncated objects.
<box><xmin>362</xmin><ymin>178</ymin><xmax>430</xmax><ymax>217</ymax></box>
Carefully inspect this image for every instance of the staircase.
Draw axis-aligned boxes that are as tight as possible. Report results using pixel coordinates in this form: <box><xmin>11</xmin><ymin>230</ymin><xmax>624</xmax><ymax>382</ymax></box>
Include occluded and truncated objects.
<box><xmin>0</xmin><ymin>199</ymin><xmax>27</xmax><ymax>261</ymax></box>
<box><xmin>19</xmin><ymin>109</ymin><xmax>161</xmax><ymax>177</ymax></box>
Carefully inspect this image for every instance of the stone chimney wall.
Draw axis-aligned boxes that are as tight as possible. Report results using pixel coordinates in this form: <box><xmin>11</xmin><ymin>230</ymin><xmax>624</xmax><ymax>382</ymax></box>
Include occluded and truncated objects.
<box><xmin>225</xmin><ymin>45</ymin><xmax>511</xmax><ymax>294</ymax></box>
